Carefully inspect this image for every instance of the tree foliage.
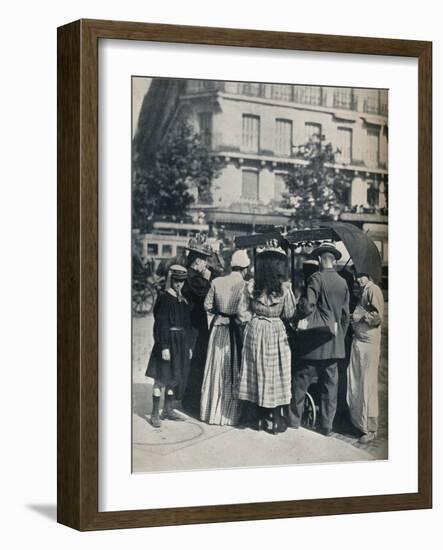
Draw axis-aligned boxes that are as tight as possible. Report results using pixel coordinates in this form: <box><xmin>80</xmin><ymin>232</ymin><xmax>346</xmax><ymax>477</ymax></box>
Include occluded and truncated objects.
<box><xmin>133</xmin><ymin>120</ymin><xmax>221</xmax><ymax>232</ymax></box>
<box><xmin>282</xmin><ymin>135</ymin><xmax>352</xmax><ymax>229</ymax></box>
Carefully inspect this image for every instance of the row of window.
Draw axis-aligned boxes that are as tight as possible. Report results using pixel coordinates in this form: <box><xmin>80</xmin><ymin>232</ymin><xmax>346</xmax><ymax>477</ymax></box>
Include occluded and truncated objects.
<box><xmin>240</xmin><ymin>170</ymin><xmax>388</xmax><ymax>206</ymax></box>
<box><xmin>199</xmin><ymin>113</ymin><xmax>388</xmax><ymax>167</ymax></box>
<box><xmin>145</xmin><ymin>243</ymin><xmax>186</xmax><ymax>258</ymax></box>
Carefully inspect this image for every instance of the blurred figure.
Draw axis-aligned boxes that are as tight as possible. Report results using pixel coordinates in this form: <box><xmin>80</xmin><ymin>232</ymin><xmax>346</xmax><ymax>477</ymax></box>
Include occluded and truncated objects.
<box><xmin>347</xmin><ymin>273</ymin><xmax>384</xmax><ymax>443</ymax></box>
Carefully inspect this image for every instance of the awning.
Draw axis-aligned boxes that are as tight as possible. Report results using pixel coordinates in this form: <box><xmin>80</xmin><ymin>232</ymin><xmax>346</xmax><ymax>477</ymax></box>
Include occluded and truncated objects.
<box><xmin>206</xmin><ymin>210</ymin><xmax>290</xmax><ymax>227</ymax></box>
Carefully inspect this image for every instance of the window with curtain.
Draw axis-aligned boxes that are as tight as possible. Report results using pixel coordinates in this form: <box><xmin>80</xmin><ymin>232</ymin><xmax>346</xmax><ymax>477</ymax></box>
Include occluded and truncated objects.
<box><xmin>274</xmin><ymin>173</ymin><xmax>287</xmax><ymax>201</ymax></box>
<box><xmin>333</xmin><ymin>88</ymin><xmax>355</xmax><ymax>110</ymax></box>
<box><xmin>379</xmin><ymin>127</ymin><xmax>388</xmax><ymax>167</ymax></box>
<box><xmin>363</xmin><ymin>89</ymin><xmax>380</xmax><ymax>114</ymax></box>
<box><xmin>240</xmin><ymin>82</ymin><xmax>261</xmax><ymax>97</ymax></box>
<box><xmin>275</xmin><ymin>119</ymin><xmax>293</xmax><ymax>156</ymax></box>
<box><xmin>271</xmin><ymin>84</ymin><xmax>292</xmax><ymax>101</ymax></box>
<box><xmin>242</xmin><ymin>115</ymin><xmax>260</xmax><ymax>153</ymax></box>
<box><xmin>241</xmin><ymin>170</ymin><xmax>259</xmax><ymax>200</ymax></box>
<box><xmin>336</xmin><ymin>127</ymin><xmax>353</xmax><ymax>164</ymax></box>
<box><xmin>365</xmin><ymin>127</ymin><xmax>380</xmax><ymax>168</ymax></box>
<box><xmin>198</xmin><ymin>112</ymin><xmax>213</xmax><ymax>148</ymax></box>
<box><xmin>293</xmin><ymin>86</ymin><xmax>323</xmax><ymax>106</ymax></box>
<box><xmin>304</xmin><ymin>122</ymin><xmax>322</xmax><ymax>142</ymax></box>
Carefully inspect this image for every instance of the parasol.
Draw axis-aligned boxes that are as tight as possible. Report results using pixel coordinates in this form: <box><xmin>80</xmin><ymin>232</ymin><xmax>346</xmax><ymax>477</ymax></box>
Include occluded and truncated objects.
<box><xmin>320</xmin><ymin>221</ymin><xmax>382</xmax><ymax>284</ymax></box>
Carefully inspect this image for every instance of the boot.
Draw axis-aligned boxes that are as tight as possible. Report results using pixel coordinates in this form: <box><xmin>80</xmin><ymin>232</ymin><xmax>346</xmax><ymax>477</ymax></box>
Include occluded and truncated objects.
<box><xmin>269</xmin><ymin>407</ymin><xmax>280</xmax><ymax>435</ymax></box>
<box><xmin>276</xmin><ymin>406</ymin><xmax>288</xmax><ymax>433</ymax></box>
<box><xmin>151</xmin><ymin>395</ymin><xmax>161</xmax><ymax>428</ymax></box>
<box><xmin>161</xmin><ymin>391</ymin><xmax>184</xmax><ymax>421</ymax></box>
<box><xmin>255</xmin><ymin>406</ymin><xmax>266</xmax><ymax>431</ymax></box>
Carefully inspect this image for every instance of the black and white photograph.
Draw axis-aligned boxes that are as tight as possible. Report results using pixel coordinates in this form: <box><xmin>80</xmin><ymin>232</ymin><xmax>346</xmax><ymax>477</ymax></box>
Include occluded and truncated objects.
<box><xmin>131</xmin><ymin>77</ymin><xmax>389</xmax><ymax>473</ymax></box>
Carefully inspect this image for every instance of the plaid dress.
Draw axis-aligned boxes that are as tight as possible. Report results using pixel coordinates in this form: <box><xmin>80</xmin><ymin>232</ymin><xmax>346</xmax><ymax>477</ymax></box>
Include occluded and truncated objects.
<box><xmin>200</xmin><ymin>272</ymin><xmax>246</xmax><ymax>425</ymax></box>
<box><xmin>237</xmin><ymin>282</ymin><xmax>297</xmax><ymax>408</ymax></box>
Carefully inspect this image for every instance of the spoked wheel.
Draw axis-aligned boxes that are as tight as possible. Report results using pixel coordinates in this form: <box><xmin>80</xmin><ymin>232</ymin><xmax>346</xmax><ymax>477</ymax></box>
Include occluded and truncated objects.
<box><xmin>302</xmin><ymin>391</ymin><xmax>317</xmax><ymax>429</ymax></box>
<box><xmin>133</xmin><ymin>284</ymin><xmax>156</xmax><ymax>316</ymax></box>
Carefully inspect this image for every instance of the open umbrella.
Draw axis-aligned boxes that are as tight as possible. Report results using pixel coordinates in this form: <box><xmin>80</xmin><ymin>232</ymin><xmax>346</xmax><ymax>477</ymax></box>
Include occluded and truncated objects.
<box><xmin>320</xmin><ymin>221</ymin><xmax>382</xmax><ymax>284</ymax></box>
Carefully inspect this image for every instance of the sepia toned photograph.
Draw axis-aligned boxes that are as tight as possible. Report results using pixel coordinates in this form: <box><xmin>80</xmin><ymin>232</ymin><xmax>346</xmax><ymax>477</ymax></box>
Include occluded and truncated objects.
<box><xmin>131</xmin><ymin>77</ymin><xmax>389</xmax><ymax>474</ymax></box>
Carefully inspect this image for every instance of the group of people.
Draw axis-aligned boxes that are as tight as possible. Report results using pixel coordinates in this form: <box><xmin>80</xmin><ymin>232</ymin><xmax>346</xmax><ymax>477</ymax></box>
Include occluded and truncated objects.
<box><xmin>145</xmin><ymin>234</ymin><xmax>384</xmax><ymax>443</ymax></box>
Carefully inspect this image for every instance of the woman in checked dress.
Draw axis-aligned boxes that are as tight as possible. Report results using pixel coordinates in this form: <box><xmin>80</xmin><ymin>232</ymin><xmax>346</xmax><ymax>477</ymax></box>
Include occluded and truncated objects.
<box><xmin>237</xmin><ymin>246</ymin><xmax>298</xmax><ymax>434</ymax></box>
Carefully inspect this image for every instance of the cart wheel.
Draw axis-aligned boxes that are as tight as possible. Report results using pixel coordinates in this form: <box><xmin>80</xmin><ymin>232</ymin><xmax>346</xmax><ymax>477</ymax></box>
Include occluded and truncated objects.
<box><xmin>302</xmin><ymin>391</ymin><xmax>317</xmax><ymax>429</ymax></box>
<box><xmin>132</xmin><ymin>286</ymin><xmax>156</xmax><ymax>316</ymax></box>
<box><xmin>141</xmin><ymin>285</ymin><xmax>156</xmax><ymax>314</ymax></box>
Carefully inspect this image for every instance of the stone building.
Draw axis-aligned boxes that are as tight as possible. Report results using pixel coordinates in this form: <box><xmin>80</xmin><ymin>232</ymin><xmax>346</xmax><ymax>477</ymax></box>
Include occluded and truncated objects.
<box><xmin>134</xmin><ymin>77</ymin><xmax>388</xmax><ymax>263</ymax></box>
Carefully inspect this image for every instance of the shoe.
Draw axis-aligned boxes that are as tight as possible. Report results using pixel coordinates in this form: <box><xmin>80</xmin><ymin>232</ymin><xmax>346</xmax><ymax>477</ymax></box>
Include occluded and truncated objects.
<box><xmin>150</xmin><ymin>395</ymin><xmax>161</xmax><ymax>428</ymax></box>
<box><xmin>359</xmin><ymin>431</ymin><xmax>376</xmax><ymax>444</ymax></box>
<box><xmin>319</xmin><ymin>427</ymin><xmax>333</xmax><ymax>437</ymax></box>
<box><xmin>286</xmin><ymin>407</ymin><xmax>300</xmax><ymax>429</ymax></box>
<box><xmin>151</xmin><ymin>411</ymin><xmax>161</xmax><ymax>428</ymax></box>
<box><xmin>161</xmin><ymin>409</ymin><xmax>185</xmax><ymax>421</ymax></box>
<box><xmin>276</xmin><ymin>407</ymin><xmax>288</xmax><ymax>433</ymax></box>
<box><xmin>269</xmin><ymin>408</ymin><xmax>283</xmax><ymax>435</ymax></box>
<box><xmin>162</xmin><ymin>391</ymin><xmax>185</xmax><ymax>421</ymax></box>
<box><xmin>255</xmin><ymin>418</ymin><xmax>264</xmax><ymax>431</ymax></box>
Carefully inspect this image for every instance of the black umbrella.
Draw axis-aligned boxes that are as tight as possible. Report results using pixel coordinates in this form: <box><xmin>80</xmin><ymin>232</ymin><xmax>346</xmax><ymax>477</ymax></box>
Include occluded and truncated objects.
<box><xmin>320</xmin><ymin>222</ymin><xmax>382</xmax><ymax>284</ymax></box>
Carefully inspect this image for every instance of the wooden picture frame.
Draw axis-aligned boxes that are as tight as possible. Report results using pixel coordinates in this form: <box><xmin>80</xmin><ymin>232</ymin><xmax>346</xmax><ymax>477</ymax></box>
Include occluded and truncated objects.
<box><xmin>57</xmin><ymin>19</ymin><xmax>432</xmax><ymax>530</ymax></box>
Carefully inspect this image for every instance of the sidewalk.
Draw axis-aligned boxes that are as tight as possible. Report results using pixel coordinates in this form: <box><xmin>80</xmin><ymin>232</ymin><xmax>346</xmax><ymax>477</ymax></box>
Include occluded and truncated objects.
<box><xmin>132</xmin><ymin>404</ymin><xmax>373</xmax><ymax>473</ymax></box>
<box><xmin>132</xmin><ymin>311</ymin><xmax>385</xmax><ymax>473</ymax></box>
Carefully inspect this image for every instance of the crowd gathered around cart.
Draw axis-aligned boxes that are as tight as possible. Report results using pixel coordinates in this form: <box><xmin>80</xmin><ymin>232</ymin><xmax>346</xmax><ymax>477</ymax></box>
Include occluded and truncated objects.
<box><xmin>143</xmin><ymin>227</ymin><xmax>385</xmax><ymax>444</ymax></box>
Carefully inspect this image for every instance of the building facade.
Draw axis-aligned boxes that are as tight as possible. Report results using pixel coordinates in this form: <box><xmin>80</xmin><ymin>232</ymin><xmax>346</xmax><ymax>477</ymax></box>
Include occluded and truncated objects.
<box><xmin>134</xmin><ymin>78</ymin><xmax>388</xmax><ymax>263</ymax></box>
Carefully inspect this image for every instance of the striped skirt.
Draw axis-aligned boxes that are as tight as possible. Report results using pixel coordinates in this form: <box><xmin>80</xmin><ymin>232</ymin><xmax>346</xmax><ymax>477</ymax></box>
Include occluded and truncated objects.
<box><xmin>200</xmin><ymin>324</ymin><xmax>243</xmax><ymax>426</ymax></box>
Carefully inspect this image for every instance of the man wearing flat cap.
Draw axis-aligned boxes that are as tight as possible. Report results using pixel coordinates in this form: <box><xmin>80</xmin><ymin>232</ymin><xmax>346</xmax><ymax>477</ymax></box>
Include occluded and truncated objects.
<box><xmin>290</xmin><ymin>242</ymin><xmax>350</xmax><ymax>436</ymax></box>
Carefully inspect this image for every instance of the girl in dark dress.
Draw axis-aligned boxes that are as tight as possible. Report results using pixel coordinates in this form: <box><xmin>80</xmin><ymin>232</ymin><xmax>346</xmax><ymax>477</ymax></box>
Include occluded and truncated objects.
<box><xmin>145</xmin><ymin>265</ymin><xmax>194</xmax><ymax>428</ymax></box>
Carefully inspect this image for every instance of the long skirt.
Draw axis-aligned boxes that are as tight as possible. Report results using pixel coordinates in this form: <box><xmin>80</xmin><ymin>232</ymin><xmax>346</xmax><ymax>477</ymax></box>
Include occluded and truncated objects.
<box><xmin>200</xmin><ymin>325</ymin><xmax>243</xmax><ymax>426</ymax></box>
<box><xmin>237</xmin><ymin>318</ymin><xmax>292</xmax><ymax>408</ymax></box>
<box><xmin>347</xmin><ymin>335</ymin><xmax>381</xmax><ymax>434</ymax></box>
<box><xmin>182</xmin><ymin>330</ymin><xmax>209</xmax><ymax>416</ymax></box>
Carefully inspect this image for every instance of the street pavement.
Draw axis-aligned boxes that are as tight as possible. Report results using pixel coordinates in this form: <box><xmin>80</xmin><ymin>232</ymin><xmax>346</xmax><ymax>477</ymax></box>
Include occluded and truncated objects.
<box><xmin>132</xmin><ymin>306</ymin><xmax>388</xmax><ymax>473</ymax></box>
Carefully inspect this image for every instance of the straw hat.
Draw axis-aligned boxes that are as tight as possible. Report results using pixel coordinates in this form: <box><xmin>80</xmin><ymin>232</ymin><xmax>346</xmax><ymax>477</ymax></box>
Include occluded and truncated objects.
<box><xmin>257</xmin><ymin>239</ymin><xmax>287</xmax><ymax>257</ymax></box>
<box><xmin>185</xmin><ymin>234</ymin><xmax>213</xmax><ymax>257</ymax></box>
<box><xmin>310</xmin><ymin>242</ymin><xmax>342</xmax><ymax>261</ymax></box>
<box><xmin>168</xmin><ymin>264</ymin><xmax>188</xmax><ymax>280</ymax></box>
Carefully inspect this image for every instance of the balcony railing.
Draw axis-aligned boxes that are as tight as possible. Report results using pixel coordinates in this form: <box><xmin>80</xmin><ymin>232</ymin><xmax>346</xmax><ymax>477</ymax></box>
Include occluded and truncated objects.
<box><xmin>185</xmin><ymin>80</ymin><xmax>388</xmax><ymax>116</ymax></box>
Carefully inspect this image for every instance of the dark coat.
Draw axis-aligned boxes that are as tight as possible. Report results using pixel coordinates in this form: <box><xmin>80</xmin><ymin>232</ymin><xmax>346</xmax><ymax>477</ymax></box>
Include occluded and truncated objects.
<box><xmin>145</xmin><ymin>291</ymin><xmax>194</xmax><ymax>398</ymax></box>
<box><xmin>297</xmin><ymin>268</ymin><xmax>350</xmax><ymax>361</ymax></box>
<box><xmin>181</xmin><ymin>268</ymin><xmax>212</xmax><ymax>413</ymax></box>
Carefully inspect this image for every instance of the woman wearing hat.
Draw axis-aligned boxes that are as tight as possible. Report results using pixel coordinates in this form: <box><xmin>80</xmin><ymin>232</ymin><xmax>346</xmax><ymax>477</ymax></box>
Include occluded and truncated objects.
<box><xmin>200</xmin><ymin>249</ymin><xmax>250</xmax><ymax>426</ymax></box>
<box><xmin>181</xmin><ymin>235</ymin><xmax>213</xmax><ymax>416</ymax></box>
<box><xmin>237</xmin><ymin>243</ymin><xmax>298</xmax><ymax>434</ymax></box>
<box><xmin>145</xmin><ymin>265</ymin><xmax>194</xmax><ymax>428</ymax></box>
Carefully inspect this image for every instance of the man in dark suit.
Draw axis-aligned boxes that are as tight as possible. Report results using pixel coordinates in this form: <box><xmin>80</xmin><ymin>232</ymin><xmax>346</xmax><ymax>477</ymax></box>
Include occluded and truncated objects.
<box><xmin>289</xmin><ymin>243</ymin><xmax>350</xmax><ymax>436</ymax></box>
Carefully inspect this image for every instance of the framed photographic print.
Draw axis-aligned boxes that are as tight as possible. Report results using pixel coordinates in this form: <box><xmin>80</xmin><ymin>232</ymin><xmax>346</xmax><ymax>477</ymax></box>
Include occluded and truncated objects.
<box><xmin>57</xmin><ymin>19</ymin><xmax>432</xmax><ymax>530</ymax></box>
